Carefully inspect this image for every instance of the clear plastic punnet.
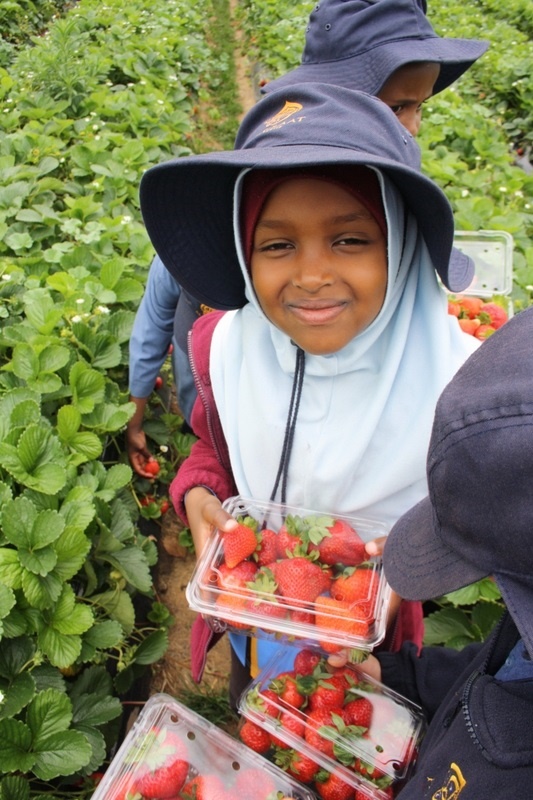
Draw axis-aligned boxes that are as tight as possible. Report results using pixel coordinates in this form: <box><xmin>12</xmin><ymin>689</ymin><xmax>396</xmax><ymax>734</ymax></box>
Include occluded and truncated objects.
<box><xmin>453</xmin><ymin>230</ymin><xmax>513</xmax><ymax>300</ymax></box>
<box><xmin>239</xmin><ymin>649</ymin><xmax>426</xmax><ymax>799</ymax></box>
<box><xmin>186</xmin><ymin>496</ymin><xmax>392</xmax><ymax>654</ymax></box>
<box><xmin>90</xmin><ymin>693</ymin><xmax>316</xmax><ymax>800</ymax></box>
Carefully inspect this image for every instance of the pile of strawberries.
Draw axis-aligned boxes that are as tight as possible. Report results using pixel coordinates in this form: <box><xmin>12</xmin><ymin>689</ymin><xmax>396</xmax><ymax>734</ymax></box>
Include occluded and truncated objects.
<box><xmin>240</xmin><ymin>650</ymin><xmax>420</xmax><ymax>800</ymax></box>
<box><xmin>447</xmin><ymin>295</ymin><xmax>508</xmax><ymax>338</ymax></box>
<box><xmin>208</xmin><ymin>514</ymin><xmax>381</xmax><ymax>653</ymax></box>
<box><xmin>103</xmin><ymin>723</ymin><xmax>305</xmax><ymax>800</ymax></box>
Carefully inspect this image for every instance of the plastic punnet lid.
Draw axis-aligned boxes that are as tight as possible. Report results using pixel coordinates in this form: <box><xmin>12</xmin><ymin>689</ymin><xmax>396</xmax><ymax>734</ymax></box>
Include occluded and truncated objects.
<box><xmin>239</xmin><ymin>649</ymin><xmax>426</xmax><ymax>799</ymax></box>
<box><xmin>186</xmin><ymin>496</ymin><xmax>391</xmax><ymax>653</ymax></box>
<box><xmin>90</xmin><ymin>693</ymin><xmax>316</xmax><ymax>800</ymax></box>
<box><xmin>452</xmin><ymin>230</ymin><xmax>514</xmax><ymax>297</ymax></box>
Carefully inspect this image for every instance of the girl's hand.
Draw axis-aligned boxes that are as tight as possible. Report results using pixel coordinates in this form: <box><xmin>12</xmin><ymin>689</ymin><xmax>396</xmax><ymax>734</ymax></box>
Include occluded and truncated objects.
<box><xmin>364</xmin><ymin>535</ymin><xmax>387</xmax><ymax>558</ymax></box>
<box><xmin>185</xmin><ymin>487</ymin><xmax>239</xmax><ymax>558</ymax></box>
<box><xmin>327</xmin><ymin>651</ymin><xmax>383</xmax><ymax>682</ymax></box>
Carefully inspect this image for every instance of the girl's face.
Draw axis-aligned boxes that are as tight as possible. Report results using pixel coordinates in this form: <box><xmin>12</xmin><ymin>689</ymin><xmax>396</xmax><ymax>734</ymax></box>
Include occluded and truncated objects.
<box><xmin>250</xmin><ymin>177</ymin><xmax>387</xmax><ymax>355</ymax></box>
<box><xmin>378</xmin><ymin>61</ymin><xmax>441</xmax><ymax>136</ymax></box>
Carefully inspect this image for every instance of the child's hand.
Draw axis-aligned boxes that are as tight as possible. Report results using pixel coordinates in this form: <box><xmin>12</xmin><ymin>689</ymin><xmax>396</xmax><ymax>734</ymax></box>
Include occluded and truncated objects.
<box><xmin>327</xmin><ymin>651</ymin><xmax>382</xmax><ymax>682</ymax></box>
<box><xmin>364</xmin><ymin>535</ymin><xmax>387</xmax><ymax>558</ymax></box>
<box><xmin>185</xmin><ymin>487</ymin><xmax>237</xmax><ymax>558</ymax></box>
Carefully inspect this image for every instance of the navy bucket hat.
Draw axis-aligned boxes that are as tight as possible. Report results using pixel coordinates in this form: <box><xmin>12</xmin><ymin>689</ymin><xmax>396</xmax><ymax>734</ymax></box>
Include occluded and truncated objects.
<box><xmin>383</xmin><ymin>306</ymin><xmax>533</xmax><ymax>656</ymax></box>
<box><xmin>263</xmin><ymin>0</ymin><xmax>488</xmax><ymax>96</ymax></box>
<box><xmin>140</xmin><ymin>84</ymin><xmax>471</xmax><ymax>310</ymax></box>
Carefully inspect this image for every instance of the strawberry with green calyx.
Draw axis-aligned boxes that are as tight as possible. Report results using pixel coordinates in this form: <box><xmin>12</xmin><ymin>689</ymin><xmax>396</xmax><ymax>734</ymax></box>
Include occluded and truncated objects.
<box><xmin>276</xmin><ymin>514</ymin><xmax>310</xmax><ymax>557</ymax></box>
<box><xmin>315</xmin><ymin>770</ymin><xmax>355</xmax><ymax>800</ymax></box>
<box><xmin>307</xmin><ymin>672</ymin><xmax>347</xmax><ymax>712</ymax></box>
<box><xmin>244</xmin><ymin>569</ymin><xmax>289</xmax><ymax>622</ymax></box>
<box><xmin>330</xmin><ymin>566</ymin><xmax>379</xmax><ymax>619</ymax></box>
<box><xmin>269</xmin><ymin>709</ymin><xmax>306</xmax><ymax>748</ymax></box>
<box><xmin>270</xmin><ymin>670</ymin><xmax>306</xmax><ymax>710</ymax></box>
<box><xmin>304</xmin><ymin>708</ymin><xmax>347</xmax><ymax>758</ymax></box>
<box><xmin>342</xmin><ymin>696</ymin><xmax>373</xmax><ymax>730</ymax></box>
<box><xmin>456</xmin><ymin>295</ymin><xmax>483</xmax><ymax>319</ymax></box>
<box><xmin>268</xmin><ymin>557</ymin><xmax>333</xmax><ymax>604</ymax></box>
<box><xmin>273</xmin><ymin>746</ymin><xmax>320</xmax><ymax>783</ymax></box>
<box><xmin>216</xmin><ymin>559</ymin><xmax>258</xmax><ymax>592</ymax></box>
<box><xmin>305</xmin><ymin>517</ymin><xmax>367</xmax><ymax>567</ymax></box>
<box><xmin>474</xmin><ymin>323</ymin><xmax>496</xmax><ymax>340</ymax></box>
<box><xmin>135</xmin><ymin>757</ymin><xmax>189</xmax><ymax>799</ymax></box>
<box><xmin>221</xmin><ymin>518</ymin><xmax>258</xmax><ymax>568</ymax></box>
<box><xmin>478</xmin><ymin>301</ymin><xmax>508</xmax><ymax>329</ymax></box>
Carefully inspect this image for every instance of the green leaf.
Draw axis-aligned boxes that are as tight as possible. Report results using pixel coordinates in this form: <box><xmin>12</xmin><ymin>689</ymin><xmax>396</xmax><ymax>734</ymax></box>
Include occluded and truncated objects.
<box><xmin>90</xmin><ymin>590</ymin><xmax>135</xmax><ymax>635</ymax></box>
<box><xmin>0</xmin><ymin>583</ymin><xmax>16</xmax><ymax>619</ymax></box>
<box><xmin>0</xmin><ymin>637</ymin><xmax>36</xmax><ymax>680</ymax></box>
<box><xmin>38</xmin><ymin>627</ymin><xmax>83</xmax><ymax>669</ymax></box>
<box><xmin>9</xmin><ymin>344</ymin><xmax>38</xmax><ymax>381</ymax></box>
<box><xmin>26</xmin><ymin>688</ymin><xmax>72</xmax><ymax>741</ymax></box>
<box><xmin>0</xmin><ymin>549</ymin><xmax>22</xmax><ymax>589</ymax></box>
<box><xmin>82</xmin><ymin>619</ymin><xmax>123</xmax><ymax>650</ymax></box>
<box><xmin>53</xmin><ymin>528</ymin><xmax>91</xmax><ymax>582</ymax></box>
<box><xmin>24</xmin><ymin>299</ymin><xmax>64</xmax><ymax>336</ymax></box>
<box><xmin>71</xmin><ymin>692</ymin><xmax>122</xmax><ymax>727</ymax></box>
<box><xmin>0</xmin><ymin>672</ymin><xmax>36</xmax><ymax>721</ymax></box>
<box><xmin>45</xmin><ymin>585</ymin><xmax>94</xmax><ymax>636</ymax></box>
<box><xmin>19</xmin><ymin>546</ymin><xmax>57</xmax><ymax>577</ymax></box>
<box><xmin>0</xmin><ymin>774</ymin><xmax>31</xmax><ymax>800</ymax></box>
<box><xmin>132</xmin><ymin>629</ymin><xmax>169</xmax><ymax>665</ymax></box>
<box><xmin>423</xmin><ymin>607</ymin><xmax>477</xmax><ymax>647</ymax></box>
<box><xmin>0</xmin><ymin>426</ymin><xmax>67</xmax><ymax>494</ymax></box>
<box><xmin>56</xmin><ymin>405</ymin><xmax>81</xmax><ymax>441</ymax></box>
<box><xmin>32</xmin><ymin>730</ymin><xmax>92</xmax><ymax>780</ymax></box>
<box><xmin>102</xmin><ymin>463</ymin><xmax>132</xmax><ymax>492</ymax></box>
<box><xmin>69</xmin><ymin>361</ymin><xmax>105</xmax><ymax>414</ymax></box>
<box><xmin>22</xmin><ymin>570</ymin><xmax>63</xmax><ymax>610</ymax></box>
<box><xmin>0</xmin><ymin>718</ymin><xmax>35</xmax><ymax>774</ymax></box>
<box><xmin>106</xmin><ymin>546</ymin><xmax>153</xmax><ymax>593</ymax></box>
<box><xmin>2</xmin><ymin>499</ymin><xmax>65</xmax><ymax>550</ymax></box>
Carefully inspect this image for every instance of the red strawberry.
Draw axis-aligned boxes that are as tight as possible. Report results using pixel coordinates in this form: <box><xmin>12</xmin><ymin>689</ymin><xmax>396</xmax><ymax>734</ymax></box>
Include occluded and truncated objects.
<box><xmin>276</xmin><ymin>515</ymin><xmax>308</xmax><ymax>557</ymax></box>
<box><xmin>479</xmin><ymin>301</ymin><xmax>508</xmax><ymax>329</ymax></box>
<box><xmin>355</xmin><ymin>790</ymin><xmax>393</xmax><ymax>800</ymax></box>
<box><xmin>136</xmin><ymin>757</ymin><xmax>189</xmax><ymax>798</ymax></box>
<box><xmin>215</xmin><ymin>593</ymin><xmax>250</xmax><ymax>629</ymax></box>
<box><xmin>233</xmin><ymin>767</ymin><xmax>277</xmax><ymax>798</ymax></box>
<box><xmin>474</xmin><ymin>322</ymin><xmax>496</xmax><ymax>340</ymax></box>
<box><xmin>457</xmin><ymin>295</ymin><xmax>483</xmax><ymax>319</ymax></box>
<box><xmin>330</xmin><ymin>567</ymin><xmax>378</xmax><ymax>619</ymax></box>
<box><xmin>342</xmin><ymin>697</ymin><xmax>373</xmax><ymax>730</ymax></box>
<box><xmin>270</xmin><ymin>670</ymin><xmax>305</xmax><ymax>709</ymax></box>
<box><xmin>181</xmin><ymin>774</ymin><xmax>227</xmax><ymax>800</ymax></box>
<box><xmin>458</xmin><ymin>317</ymin><xmax>481</xmax><ymax>336</ymax></box>
<box><xmin>308</xmin><ymin>518</ymin><xmax>366</xmax><ymax>567</ymax></box>
<box><xmin>239</xmin><ymin>719</ymin><xmax>272</xmax><ymax>754</ymax></box>
<box><xmin>222</xmin><ymin>522</ymin><xmax>258</xmax><ymax>568</ymax></box>
<box><xmin>258</xmin><ymin>687</ymin><xmax>281</xmax><ymax>718</ymax></box>
<box><xmin>269</xmin><ymin>557</ymin><xmax>332</xmax><ymax>603</ymax></box>
<box><xmin>274</xmin><ymin>747</ymin><xmax>320</xmax><ymax>783</ymax></box>
<box><xmin>314</xmin><ymin>596</ymin><xmax>370</xmax><ymax>652</ymax></box>
<box><xmin>304</xmin><ymin>708</ymin><xmax>345</xmax><ymax>758</ymax></box>
<box><xmin>315</xmin><ymin>772</ymin><xmax>355</xmax><ymax>800</ymax></box>
<box><xmin>270</xmin><ymin>709</ymin><xmax>306</xmax><ymax>748</ymax></box>
<box><xmin>255</xmin><ymin>527</ymin><xmax>278</xmax><ymax>566</ymax></box>
<box><xmin>216</xmin><ymin>560</ymin><xmax>258</xmax><ymax>592</ymax></box>
<box><xmin>145</xmin><ymin>459</ymin><xmax>160</xmax><ymax>477</ymax></box>
<box><xmin>447</xmin><ymin>299</ymin><xmax>461</xmax><ymax>317</ymax></box>
<box><xmin>290</xmin><ymin>608</ymin><xmax>315</xmax><ymax>624</ymax></box>
<box><xmin>294</xmin><ymin>648</ymin><xmax>322</xmax><ymax>676</ymax></box>
<box><xmin>308</xmin><ymin>673</ymin><xmax>347</xmax><ymax>712</ymax></box>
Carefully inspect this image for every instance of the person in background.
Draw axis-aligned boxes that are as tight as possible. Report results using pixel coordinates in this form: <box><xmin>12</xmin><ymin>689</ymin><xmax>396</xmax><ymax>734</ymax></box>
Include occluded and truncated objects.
<box><xmin>356</xmin><ymin>305</ymin><xmax>533</xmax><ymax>798</ymax></box>
<box><xmin>139</xmin><ymin>83</ymin><xmax>479</xmax><ymax>705</ymax></box>
<box><xmin>126</xmin><ymin>0</ymin><xmax>487</xmax><ymax>479</ymax></box>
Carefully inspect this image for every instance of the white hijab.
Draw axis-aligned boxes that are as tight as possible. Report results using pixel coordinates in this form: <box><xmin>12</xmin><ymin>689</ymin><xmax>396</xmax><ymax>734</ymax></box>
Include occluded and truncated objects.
<box><xmin>209</xmin><ymin>169</ymin><xmax>478</xmax><ymax>529</ymax></box>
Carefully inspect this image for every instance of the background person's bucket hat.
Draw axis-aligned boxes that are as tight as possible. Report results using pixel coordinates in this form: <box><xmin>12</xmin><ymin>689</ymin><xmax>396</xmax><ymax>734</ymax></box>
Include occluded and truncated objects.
<box><xmin>383</xmin><ymin>306</ymin><xmax>533</xmax><ymax>656</ymax></box>
<box><xmin>140</xmin><ymin>83</ymin><xmax>472</xmax><ymax>310</ymax></box>
<box><xmin>263</xmin><ymin>0</ymin><xmax>488</xmax><ymax>96</ymax></box>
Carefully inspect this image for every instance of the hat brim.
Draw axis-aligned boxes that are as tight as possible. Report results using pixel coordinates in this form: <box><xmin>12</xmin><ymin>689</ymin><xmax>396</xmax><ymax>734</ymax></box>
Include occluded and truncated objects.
<box><xmin>383</xmin><ymin>496</ymin><xmax>488</xmax><ymax>601</ymax></box>
<box><xmin>263</xmin><ymin>37</ymin><xmax>488</xmax><ymax>96</ymax></box>
<box><xmin>496</xmin><ymin>574</ymin><xmax>533</xmax><ymax>660</ymax></box>
<box><xmin>140</xmin><ymin>144</ymin><xmax>459</xmax><ymax>310</ymax></box>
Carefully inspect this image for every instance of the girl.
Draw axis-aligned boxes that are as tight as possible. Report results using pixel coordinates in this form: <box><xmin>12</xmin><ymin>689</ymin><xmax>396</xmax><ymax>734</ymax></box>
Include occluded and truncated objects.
<box><xmin>140</xmin><ymin>84</ymin><xmax>479</xmax><ymax>701</ymax></box>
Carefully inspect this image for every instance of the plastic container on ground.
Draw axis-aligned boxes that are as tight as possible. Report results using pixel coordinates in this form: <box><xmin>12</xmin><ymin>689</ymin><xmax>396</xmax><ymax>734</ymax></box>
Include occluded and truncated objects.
<box><xmin>90</xmin><ymin>692</ymin><xmax>316</xmax><ymax>800</ymax></box>
<box><xmin>186</xmin><ymin>495</ymin><xmax>392</xmax><ymax>654</ymax></box>
<box><xmin>239</xmin><ymin>649</ymin><xmax>426</xmax><ymax>799</ymax></box>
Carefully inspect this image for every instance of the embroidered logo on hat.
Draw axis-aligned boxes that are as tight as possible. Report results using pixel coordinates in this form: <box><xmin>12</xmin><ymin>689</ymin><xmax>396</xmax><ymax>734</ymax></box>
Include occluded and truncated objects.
<box><xmin>264</xmin><ymin>101</ymin><xmax>304</xmax><ymax>130</ymax></box>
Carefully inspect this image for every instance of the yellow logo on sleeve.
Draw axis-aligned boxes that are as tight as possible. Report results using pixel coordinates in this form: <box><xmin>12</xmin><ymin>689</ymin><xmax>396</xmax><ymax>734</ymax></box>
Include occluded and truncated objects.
<box><xmin>431</xmin><ymin>762</ymin><xmax>466</xmax><ymax>799</ymax></box>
